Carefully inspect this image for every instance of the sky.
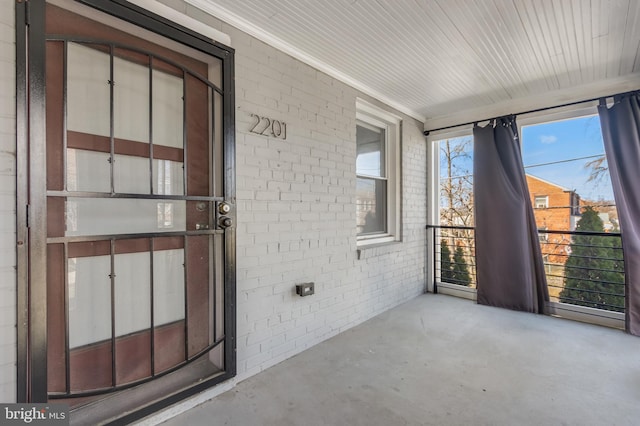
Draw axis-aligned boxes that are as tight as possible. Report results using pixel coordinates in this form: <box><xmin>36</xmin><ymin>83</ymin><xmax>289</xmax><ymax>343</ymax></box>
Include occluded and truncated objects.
<box><xmin>439</xmin><ymin>114</ymin><xmax>616</xmax><ymax>203</ymax></box>
<box><xmin>521</xmin><ymin>114</ymin><xmax>614</xmax><ymax>202</ymax></box>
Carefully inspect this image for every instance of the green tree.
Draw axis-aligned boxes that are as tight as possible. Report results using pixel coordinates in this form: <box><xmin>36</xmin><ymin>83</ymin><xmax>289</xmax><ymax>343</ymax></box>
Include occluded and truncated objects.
<box><xmin>451</xmin><ymin>245</ymin><xmax>471</xmax><ymax>286</ymax></box>
<box><xmin>440</xmin><ymin>239</ymin><xmax>453</xmax><ymax>283</ymax></box>
<box><xmin>559</xmin><ymin>207</ymin><xmax>624</xmax><ymax>312</ymax></box>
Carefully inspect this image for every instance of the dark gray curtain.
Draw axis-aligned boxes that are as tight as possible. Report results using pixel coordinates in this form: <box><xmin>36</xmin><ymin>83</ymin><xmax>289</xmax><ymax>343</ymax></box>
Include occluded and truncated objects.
<box><xmin>473</xmin><ymin>116</ymin><xmax>548</xmax><ymax>313</ymax></box>
<box><xmin>598</xmin><ymin>93</ymin><xmax>640</xmax><ymax>336</ymax></box>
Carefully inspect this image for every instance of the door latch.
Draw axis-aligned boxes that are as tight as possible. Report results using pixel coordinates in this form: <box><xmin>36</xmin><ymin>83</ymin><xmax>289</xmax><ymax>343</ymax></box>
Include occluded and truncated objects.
<box><xmin>218</xmin><ymin>216</ymin><xmax>233</xmax><ymax>228</ymax></box>
<box><xmin>217</xmin><ymin>202</ymin><xmax>233</xmax><ymax>229</ymax></box>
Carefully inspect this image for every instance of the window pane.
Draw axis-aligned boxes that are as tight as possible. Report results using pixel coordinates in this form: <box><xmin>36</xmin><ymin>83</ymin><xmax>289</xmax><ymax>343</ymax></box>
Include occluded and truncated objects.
<box><xmin>153</xmin><ymin>248</ymin><xmax>185</xmax><ymax>325</ymax></box>
<box><xmin>68</xmin><ymin>255</ymin><xmax>111</xmax><ymax>348</ymax></box>
<box><xmin>153</xmin><ymin>159</ymin><xmax>184</xmax><ymax>195</ymax></box>
<box><xmin>522</xmin><ymin>115</ymin><xmax>623</xmax><ymax>313</ymax></box>
<box><xmin>114</xmin><ymin>54</ymin><xmax>150</xmax><ymax>143</ymax></box>
<box><xmin>67</xmin><ymin>148</ymin><xmax>111</xmax><ymax>193</ymax></box>
<box><xmin>114</xmin><ymin>154</ymin><xmax>150</xmax><ymax>194</ymax></box>
<box><xmin>153</xmin><ymin>68</ymin><xmax>184</xmax><ymax>149</ymax></box>
<box><xmin>67</xmin><ymin>43</ymin><xmax>110</xmax><ymax>137</ymax></box>
<box><xmin>356</xmin><ymin>177</ymin><xmax>386</xmax><ymax>235</ymax></box>
<box><xmin>356</xmin><ymin>123</ymin><xmax>385</xmax><ymax>177</ymax></box>
<box><xmin>522</xmin><ymin>115</ymin><xmax>616</xmax><ymax>232</ymax></box>
<box><xmin>436</xmin><ymin>136</ymin><xmax>476</xmax><ymax>287</ymax></box>
<box><xmin>153</xmin><ymin>246</ymin><xmax>186</xmax><ymax>373</ymax></box>
<box><xmin>438</xmin><ymin>136</ymin><xmax>474</xmax><ymax>227</ymax></box>
<box><xmin>114</xmin><ymin>251</ymin><xmax>151</xmax><ymax>337</ymax></box>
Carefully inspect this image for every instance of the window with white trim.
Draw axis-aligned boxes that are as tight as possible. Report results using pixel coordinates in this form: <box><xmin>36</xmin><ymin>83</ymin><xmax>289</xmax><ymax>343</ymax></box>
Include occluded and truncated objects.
<box><xmin>356</xmin><ymin>99</ymin><xmax>401</xmax><ymax>245</ymax></box>
<box><xmin>535</xmin><ymin>195</ymin><xmax>549</xmax><ymax>209</ymax></box>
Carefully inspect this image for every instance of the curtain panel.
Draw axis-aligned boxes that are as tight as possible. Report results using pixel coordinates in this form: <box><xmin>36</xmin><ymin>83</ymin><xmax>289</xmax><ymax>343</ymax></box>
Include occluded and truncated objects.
<box><xmin>598</xmin><ymin>93</ymin><xmax>640</xmax><ymax>336</ymax></box>
<box><xmin>473</xmin><ymin>117</ymin><xmax>548</xmax><ymax>313</ymax></box>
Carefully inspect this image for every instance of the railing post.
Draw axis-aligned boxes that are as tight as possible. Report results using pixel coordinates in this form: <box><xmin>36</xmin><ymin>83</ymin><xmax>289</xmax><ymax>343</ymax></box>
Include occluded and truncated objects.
<box><xmin>432</xmin><ymin>226</ymin><xmax>438</xmax><ymax>294</ymax></box>
<box><xmin>425</xmin><ymin>225</ymin><xmax>433</xmax><ymax>293</ymax></box>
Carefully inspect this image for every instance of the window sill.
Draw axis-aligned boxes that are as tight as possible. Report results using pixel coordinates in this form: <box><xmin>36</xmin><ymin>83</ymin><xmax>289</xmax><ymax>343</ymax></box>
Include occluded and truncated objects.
<box><xmin>356</xmin><ymin>236</ymin><xmax>401</xmax><ymax>259</ymax></box>
<box><xmin>357</xmin><ymin>234</ymin><xmax>397</xmax><ymax>246</ymax></box>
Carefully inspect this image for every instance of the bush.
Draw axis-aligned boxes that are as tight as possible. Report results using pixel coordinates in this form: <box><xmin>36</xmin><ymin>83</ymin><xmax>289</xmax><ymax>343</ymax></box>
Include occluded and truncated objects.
<box><xmin>559</xmin><ymin>207</ymin><xmax>624</xmax><ymax>312</ymax></box>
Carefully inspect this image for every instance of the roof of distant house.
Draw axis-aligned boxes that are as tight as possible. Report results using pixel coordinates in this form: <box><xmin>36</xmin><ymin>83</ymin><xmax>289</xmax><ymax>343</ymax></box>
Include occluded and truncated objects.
<box><xmin>526</xmin><ymin>174</ymin><xmax>575</xmax><ymax>193</ymax></box>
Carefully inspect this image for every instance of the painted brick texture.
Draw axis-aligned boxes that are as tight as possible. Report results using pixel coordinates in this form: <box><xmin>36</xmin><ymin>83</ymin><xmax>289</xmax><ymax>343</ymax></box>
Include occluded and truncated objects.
<box><xmin>0</xmin><ymin>0</ymin><xmax>16</xmax><ymax>403</ymax></box>
<box><xmin>164</xmin><ymin>4</ymin><xmax>428</xmax><ymax>379</ymax></box>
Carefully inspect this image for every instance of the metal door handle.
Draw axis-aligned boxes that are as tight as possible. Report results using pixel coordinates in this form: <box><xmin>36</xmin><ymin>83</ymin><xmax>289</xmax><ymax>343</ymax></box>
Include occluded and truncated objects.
<box><xmin>218</xmin><ymin>202</ymin><xmax>231</xmax><ymax>214</ymax></box>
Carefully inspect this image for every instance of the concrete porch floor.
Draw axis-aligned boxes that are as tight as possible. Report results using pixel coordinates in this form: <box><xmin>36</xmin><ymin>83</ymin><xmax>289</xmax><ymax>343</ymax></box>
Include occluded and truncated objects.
<box><xmin>160</xmin><ymin>294</ymin><xmax>640</xmax><ymax>426</ymax></box>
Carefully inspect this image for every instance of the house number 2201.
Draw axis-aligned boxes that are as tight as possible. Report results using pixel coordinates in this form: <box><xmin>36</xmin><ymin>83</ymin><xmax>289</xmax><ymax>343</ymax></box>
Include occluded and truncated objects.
<box><xmin>249</xmin><ymin>114</ymin><xmax>287</xmax><ymax>140</ymax></box>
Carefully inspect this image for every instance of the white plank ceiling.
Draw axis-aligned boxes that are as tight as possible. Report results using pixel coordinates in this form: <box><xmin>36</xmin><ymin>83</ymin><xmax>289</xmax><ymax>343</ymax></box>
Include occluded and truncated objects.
<box><xmin>186</xmin><ymin>0</ymin><xmax>640</xmax><ymax>126</ymax></box>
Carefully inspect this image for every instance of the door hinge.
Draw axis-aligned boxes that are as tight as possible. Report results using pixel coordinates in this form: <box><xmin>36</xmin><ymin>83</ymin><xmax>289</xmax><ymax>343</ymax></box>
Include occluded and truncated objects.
<box><xmin>26</xmin><ymin>204</ymin><xmax>30</xmax><ymax>228</ymax></box>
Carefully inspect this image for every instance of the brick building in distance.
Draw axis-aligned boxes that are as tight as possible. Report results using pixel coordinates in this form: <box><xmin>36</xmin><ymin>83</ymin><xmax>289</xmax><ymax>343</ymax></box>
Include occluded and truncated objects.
<box><xmin>526</xmin><ymin>174</ymin><xmax>582</xmax><ymax>264</ymax></box>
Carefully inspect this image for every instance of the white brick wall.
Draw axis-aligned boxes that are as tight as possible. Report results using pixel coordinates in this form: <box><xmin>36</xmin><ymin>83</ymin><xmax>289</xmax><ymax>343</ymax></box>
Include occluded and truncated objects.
<box><xmin>0</xmin><ymin>0</ymin><xmax>16</xmax><ymax>403</ymax></box>
<box><xmin>154</xmin><ymin>1</ymin><xmax>428</xmax><ymax>381</ymax></box>
<box><xmin>158</xmin><ymin>2</ymin><xmax>427</xmax><ymax>380</ymax></box>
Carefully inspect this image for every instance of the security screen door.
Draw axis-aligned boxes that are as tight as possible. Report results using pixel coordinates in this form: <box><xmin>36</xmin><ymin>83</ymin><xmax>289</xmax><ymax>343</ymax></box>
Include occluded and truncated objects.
<box><xmin>25</xmin><ymin>1</ymin><xmax>235</xmax><ymax>418</ymax></box>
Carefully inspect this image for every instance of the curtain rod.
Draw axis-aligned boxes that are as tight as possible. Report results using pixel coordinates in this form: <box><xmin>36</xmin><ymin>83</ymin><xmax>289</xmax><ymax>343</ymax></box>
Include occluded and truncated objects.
<box><xmin>422</xmin><ymin>89</ymin><xmax>639</xmax><ymax>136</ymax></box>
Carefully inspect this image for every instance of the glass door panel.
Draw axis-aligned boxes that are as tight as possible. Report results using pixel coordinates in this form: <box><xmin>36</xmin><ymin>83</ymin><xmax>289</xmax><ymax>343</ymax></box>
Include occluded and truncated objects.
<box><xmin>114</xmin><ymin>240</ymin><xmax>152</xmax><ymax>385</ymax></box>
<box><xmin>66</xmin><ymin>149</ymin><xmax>111</xmax><ymax>192</ymax></box>
<box><xmin>67</xmin><ymin>243</ymin><xmax>113</xmax><ymax>392</ymax></box>
<box><xmin>66</xmin><ymin>42</ymin><xmax>110</xmax><ymax>138</ymax></box>
<box><xmin>113</xmin><ymin>51</ymin><xmax>150</xmax><ymax>143</ymax></box>
<box><xmin>152</xmin><ymin>65</ymin><xmax>184</xmax><ymax>150</ymax></box>
<box><xmin>152</xmin><ymin>235</ymin><xmax>187</xmax><ymax>374</ymax></box>
<box><xmin>153</xmin><ymin>159</ymin><xmax>184</xmax><ymax>195</ymax></box>
<box><xmin>153</xmin><ymin>245</ymin><xmax>185</xmax><ymax>326</ymax></box>
<box><xmin>65</xmin><ymin>198</ymin><xmax>187</xmax><ymax>236</ymax></box>
<box><xmin>114</xmin><ymin>251</ymin><xmax>151</xmax><ymax>338</ymax></box>
<box><xmin>113</xmin><ymin>154</ymin><xmax>151</xmax><ymax>194</ymax></box>
<box><xmin>68</xmin><ymin>254</ymin><xmax>112</xmax><ymax>348</ymax></box>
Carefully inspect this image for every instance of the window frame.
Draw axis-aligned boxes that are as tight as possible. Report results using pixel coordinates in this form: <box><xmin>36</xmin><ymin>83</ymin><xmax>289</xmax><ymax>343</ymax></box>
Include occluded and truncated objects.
<box><xmin>518</xmin><ymin>104</ymin><xmax>624</xmax><ymax>329</ymax></box>
<box><xmin>355</xmin><ymin>99</ymin><xmax>401</xmax><ymax>246</ymax></box>
<box><xmin>428</xmin><ymin>128</ymin><xmax>475</xmax><ymax>296</ymax></box>
<box><xmin>534</xmin><ymin>195</ymin><xmax>549</xmax><ymax>209</ymax></box>
<box><xmin>427</xmin><ymin>105</ymin><xmax>624</xmax><ymax>328</ymax></box>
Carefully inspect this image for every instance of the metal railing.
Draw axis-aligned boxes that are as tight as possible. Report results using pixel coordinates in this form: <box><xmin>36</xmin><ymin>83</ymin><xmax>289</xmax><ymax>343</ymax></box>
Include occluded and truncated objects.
<box><xmin>430</xmin><ymin>225</ymin><xmax>477</xmax><ymax>288</ymax></box>
<box><xmin>428</xmin><ymin>225</ymin><xmax>625</xmax><ymax>313</ymax></box>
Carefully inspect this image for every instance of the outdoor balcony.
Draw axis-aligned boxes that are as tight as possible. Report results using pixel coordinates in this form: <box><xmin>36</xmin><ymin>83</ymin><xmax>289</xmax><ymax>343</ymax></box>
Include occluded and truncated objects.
<box><xmin>430</xmin><ymin>225</ymin><xmax>626</xmax><ymax>329</ymax></box>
